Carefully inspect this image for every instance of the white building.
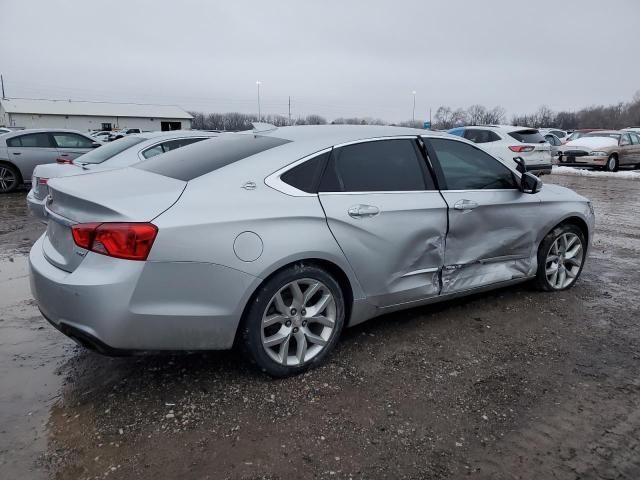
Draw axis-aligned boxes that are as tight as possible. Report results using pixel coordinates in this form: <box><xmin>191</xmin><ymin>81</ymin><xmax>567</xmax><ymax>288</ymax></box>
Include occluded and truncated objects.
<box><xmin>0</xmin><ymin>98</ymin><xmax>193</xmax><ymax>132</ymax></box>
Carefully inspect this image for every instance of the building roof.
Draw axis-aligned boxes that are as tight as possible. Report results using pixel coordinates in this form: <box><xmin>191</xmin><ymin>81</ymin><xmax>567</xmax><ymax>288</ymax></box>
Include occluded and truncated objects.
<box><xmin>0</xmin><ymin>98</ymin><xmax>193</xmax><ymax>120</ymax></box>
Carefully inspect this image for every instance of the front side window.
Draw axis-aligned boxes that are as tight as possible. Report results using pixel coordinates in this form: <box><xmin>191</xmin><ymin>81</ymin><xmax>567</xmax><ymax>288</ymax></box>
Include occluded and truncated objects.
<box><xmin>319</xmin><ymin>139</ymin><xmax>430</xmax><ymax>192</ymax></box>
<box><xmin>620</xmin><ymin>134</ymin><xmax>631</xmax><ymax>146</ymax></box>
<box><xmin>52</xmin><ymin>133</ymin><xmax>94</xmax><ymax>148</ymax></box>
<box><xmin>7</xmin><ymin>133</ymin><xmax>52</xmax><ymax>148</ymax></box>
<box><xmin>428</xmin><ymin>138</ymin><xmax>518</xmax><ymax>190</ymax></box>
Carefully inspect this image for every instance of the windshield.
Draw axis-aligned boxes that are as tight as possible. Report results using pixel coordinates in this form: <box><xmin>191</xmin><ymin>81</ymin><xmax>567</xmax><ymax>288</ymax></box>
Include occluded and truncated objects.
<box><xmin>584</xmin><ymin>132</ymin><xmax>621</xmax><ymax>140</ymax></box>
<box><xmin>75</xmin><ymin>136</ymin><xmax>148</xmax><ymax>164</ymax></box>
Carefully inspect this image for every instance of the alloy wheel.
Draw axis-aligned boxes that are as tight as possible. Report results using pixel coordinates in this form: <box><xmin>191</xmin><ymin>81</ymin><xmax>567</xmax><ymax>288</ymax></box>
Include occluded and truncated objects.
<box><xmin>544</xmin><ymin>232</ymin><xmax>584</xmax><ymax>289</ymax></box>
<box><xmin>0</xmin><ymin>167</ymin><xmax>16</xmax><ymax>192</ymax></box>
<box><xmin>261</xmin><ymin>278</ymin><xmax>336</xmax><ymax>366</ymax></box>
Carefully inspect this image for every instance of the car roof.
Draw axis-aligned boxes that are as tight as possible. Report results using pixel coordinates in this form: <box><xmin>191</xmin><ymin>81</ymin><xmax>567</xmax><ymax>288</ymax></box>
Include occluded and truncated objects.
<box><xmin>258</xmin><ymin>124</ymin><xmax>440</xmax><ymax>144</ymax></box>
<box><xmin>127</xmin><ymin>130</ymin><xmax>221</xmax><ymax>141</ymax></box>
<box><xmin>0</xmin><ymin>128</ymin><xmax>93</xmax><ymax>138</ymax></box>
<box><xmin>454</xmin><ymin>124</ymin><xmax>539</xmax><ymax>133</ymax></box>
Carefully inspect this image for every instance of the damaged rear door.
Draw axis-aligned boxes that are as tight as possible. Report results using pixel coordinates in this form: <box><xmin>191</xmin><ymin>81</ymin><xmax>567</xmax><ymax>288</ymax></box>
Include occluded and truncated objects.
<box><xmin>424</xmin><ymin>137</ymin><xmax>540</xmax><ymax>294</ymax></box>
<box><xmin>318</xmin><ymin>138</ymin><xmax>447</xmax><ymax>307</ymax></box>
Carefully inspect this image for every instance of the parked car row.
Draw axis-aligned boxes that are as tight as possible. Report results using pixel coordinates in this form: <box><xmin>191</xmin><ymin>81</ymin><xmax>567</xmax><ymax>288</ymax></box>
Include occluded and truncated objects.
<box><xmin>557</xmin><ymin>130</ymin><xmax>640</xmax><ymax>171</ymax></box>
<box><xmin>27</xmin><ymin>130</ymin><xmax>219</xmax><ymax>217</ymax></box>
<box><xmin>27</xmin><ymin>123</ymin><xmax>594</xmax><ymax>376</ymax></box>
<box><xmin>90</xmin><ymin>127</ymin><xmax>143</xmax><ymax>142</ymax></box>
<box><xmin>447</xmin><ymin>125</ymin><xmax>553</xmax><ymax>175</ymax></box>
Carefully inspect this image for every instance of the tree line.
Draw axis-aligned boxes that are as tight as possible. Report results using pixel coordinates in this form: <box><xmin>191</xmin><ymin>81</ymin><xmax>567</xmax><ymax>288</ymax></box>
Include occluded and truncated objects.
<box><xmin>189</xmin><ymin>92</ymin><xmax>640</xmax><ymax>131</ymax></box>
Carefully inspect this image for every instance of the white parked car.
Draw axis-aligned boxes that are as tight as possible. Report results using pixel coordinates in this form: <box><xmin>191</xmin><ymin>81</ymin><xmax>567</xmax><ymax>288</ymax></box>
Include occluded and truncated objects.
<box><xmin>27</xmin><ymin>130</ymin><xmax>220</xmax><ymax>219</ymax></box>
<box><xmin>447</xmin><ymin>125</ymin><xmax>552</xmax><ymax>175</ymax></box>
<box><xmin>539</xmin><ymin>128</ymin><xmax>568</xmax><ymax>143</ymax></box>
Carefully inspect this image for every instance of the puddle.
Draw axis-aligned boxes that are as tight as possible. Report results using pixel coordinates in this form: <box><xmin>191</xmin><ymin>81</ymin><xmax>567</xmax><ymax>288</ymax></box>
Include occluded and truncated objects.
<box><xmin>0</xmin><ymin>254</ymin><xmax>73</xmax><ymax>479</ymax></box>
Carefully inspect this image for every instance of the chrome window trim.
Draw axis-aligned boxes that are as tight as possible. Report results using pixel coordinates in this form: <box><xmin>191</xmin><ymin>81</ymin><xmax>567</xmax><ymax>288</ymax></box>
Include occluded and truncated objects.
<box><xmin>265</xmin><ymin>136</ymin><xmax>433</xmax><ymax>197</ymax></box>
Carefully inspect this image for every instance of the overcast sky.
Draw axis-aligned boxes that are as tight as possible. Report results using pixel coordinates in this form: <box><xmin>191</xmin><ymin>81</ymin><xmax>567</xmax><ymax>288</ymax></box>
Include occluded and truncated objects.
<box><xmin>2</xmin><ymin>0</ymin><xmax>639</xmax><ymax>122</ymax></box>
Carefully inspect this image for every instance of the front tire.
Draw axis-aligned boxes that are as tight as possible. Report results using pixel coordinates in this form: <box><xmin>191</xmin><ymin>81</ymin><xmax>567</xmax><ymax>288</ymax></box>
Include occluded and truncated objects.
<box><xmin>0</xmin><ymin>164</ymin><xmax>20</xmax><ymax>193</ymax></box>
<box><xmin>605</xmin><ymin>155</ymin><xmax>618</xmax><ymax>172</ymax></box>
<box><xmin>240</xmin><ymin>264</ymin><xmax>345</xmax><ymax>377</ymax></box>
<box><xmin>534</xmin><ymin>224</ymin><xmax>586</xmax><ymax>291</ymax></box>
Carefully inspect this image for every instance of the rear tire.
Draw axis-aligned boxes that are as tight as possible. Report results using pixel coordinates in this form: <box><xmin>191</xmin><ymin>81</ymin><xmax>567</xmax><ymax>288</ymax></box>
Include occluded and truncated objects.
<box><xmin>0</xmin><ymin>164</ymin><xmax>20</xmax><ymax>193</ymax></box>
<box><xmin>534</xmin><ymin>224</ymin><xmax>586</xmax><ymax>291</ymax></box>
<box><xmin>605</xmin><ymin>155</ymin><xmax>618</xmax><ymax>172</ymax></box>
<box><xmin>240</xmin><ymin>264</ymin><xmax>345</xmax><ymax>377</ymax></box>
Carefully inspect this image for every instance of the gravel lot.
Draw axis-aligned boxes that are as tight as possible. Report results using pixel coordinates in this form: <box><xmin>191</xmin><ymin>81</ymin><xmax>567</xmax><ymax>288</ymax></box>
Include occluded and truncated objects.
<box><xmin>1</xmin><ymin>173</ymin><xmax>639</xmax><ymax>480</ymax></box>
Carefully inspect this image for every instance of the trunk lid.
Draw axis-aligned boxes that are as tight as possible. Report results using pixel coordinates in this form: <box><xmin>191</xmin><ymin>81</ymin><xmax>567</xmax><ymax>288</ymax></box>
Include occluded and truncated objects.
<box><xmin>42</xmin><ymin>168</ymin><xmax>185</xmax><ymax>272</ymax></box>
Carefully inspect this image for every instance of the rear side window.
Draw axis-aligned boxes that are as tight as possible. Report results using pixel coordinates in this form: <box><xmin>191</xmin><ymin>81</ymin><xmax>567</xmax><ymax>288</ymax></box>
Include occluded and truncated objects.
<box><xmin>52</xmin><ymin>133</ymin><xmax>94</xmax><ymax>148</ymax></box>
<box><xmin>136</xmin><ymin>134</ymin><xmax>291</xmax><ymax>181</ymax></box>
<box><xmin>428</xmin><ymin>138</ymin><xmax>517</xmax><ymax>190</ymax></box>
<box><xmin>463</xmin><ymin>129</ymin><xmax>501</xmax><ymax>144</ymax></box>
<box><xmin>508</xmin><ymin>129</ymin><xmax>545</xmax><ymax>144</ymax></box>
<box><xmin>281</xmin><ymin>151</ymin><xmax>330</xmax><ymax>193</ymax></box>
<box><xmin>319</xmin><ymin>139</ymin><xmax>430</xmax><ymax>192</ymax></box>
<box><xmin>7</xmin><ymin>133</ymin><xmax>52</xmax><ymax>148</ymax></box>
<box><xmin>630</xmin><ymin>133</ymin><xmax>640</xmax><ymax>145</ymax></box>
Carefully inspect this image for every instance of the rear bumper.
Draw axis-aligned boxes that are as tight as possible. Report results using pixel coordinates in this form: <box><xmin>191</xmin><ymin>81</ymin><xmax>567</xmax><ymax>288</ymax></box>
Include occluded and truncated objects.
<box><xmin>26</xmin><ymin>190</ymin><xmax>47</xmax><ymax>222</ymax></box>
<box><xmin>29</xmin><ymin>235</ymin><xmax>260</xmax><ymax>352</ymax></box>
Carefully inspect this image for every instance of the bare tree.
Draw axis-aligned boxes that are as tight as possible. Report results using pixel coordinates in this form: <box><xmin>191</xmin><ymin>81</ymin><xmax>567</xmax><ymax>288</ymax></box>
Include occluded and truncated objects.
<box><xmin>466</xmin><ymin>104</ymin><xmax>487</xmax><ymax>125</ymax></box>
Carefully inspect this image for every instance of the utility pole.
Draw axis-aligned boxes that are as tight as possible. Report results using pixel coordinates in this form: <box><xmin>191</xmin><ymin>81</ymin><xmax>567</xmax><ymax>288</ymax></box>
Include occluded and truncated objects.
<box><xmin>411</xmin><ymin>90</ymin><xmax>416</xmax><ymax>123</ymax></box>
<box><xmin>288</xmin><ymin>96</ymin><xmax>291</xmax><ymax>126</ymax></box>
<box><xmin>1</xmin><ymin>75</ymin><xmax>5</xmax><ymax>99</ymax></box>
<box><xmin>256</xmin><ymin>81</ymin><xmax>262</xmax><ymax>122</ymax></box>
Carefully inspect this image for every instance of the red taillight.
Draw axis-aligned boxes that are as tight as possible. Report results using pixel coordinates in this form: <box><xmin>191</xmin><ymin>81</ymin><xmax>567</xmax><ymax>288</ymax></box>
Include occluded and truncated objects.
<box><xmin>38</xmin><ymin>177</ymin><xmax>49</xmax><ymax>185</ymax></box>
<box><xmin>56</xmin><ymin>157</ymin><xmax>73</xmax><ymax>164</ymax></box>
<box><xmin>71</xmin><ymin>223</ymin><xmax>158</xmax><ymax>261</ymax></box>
<box><xmin>508</xmin><ymin>145</ymin><xmax>535</xmax><ymax>153</ymax></box>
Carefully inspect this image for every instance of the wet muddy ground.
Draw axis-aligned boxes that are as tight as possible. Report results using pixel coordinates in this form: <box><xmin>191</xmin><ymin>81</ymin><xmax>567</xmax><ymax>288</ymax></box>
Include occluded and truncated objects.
<box><xmin>1</xmin><ymin>174</ymin><xmax>639</xmax><ymax>479</ymax></box>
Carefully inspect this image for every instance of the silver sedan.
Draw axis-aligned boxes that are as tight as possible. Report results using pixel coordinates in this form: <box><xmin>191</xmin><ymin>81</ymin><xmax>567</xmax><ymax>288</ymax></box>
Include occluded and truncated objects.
<box><xmin>30</xmin><ymin>125</ymin><xmax>594</xmax><ymax>377</ymax></box>
<box><xmin>27</xmin><ymin>130</ymin><xmax>220</xmax><ymax>220</ymax></box>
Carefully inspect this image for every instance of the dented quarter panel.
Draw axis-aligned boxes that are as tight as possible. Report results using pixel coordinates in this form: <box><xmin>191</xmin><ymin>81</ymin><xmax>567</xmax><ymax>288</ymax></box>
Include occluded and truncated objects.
<box><xmin>319</xmin><ymin>191</ymin><xmax>448</xmax><ymax>307</ymax></box>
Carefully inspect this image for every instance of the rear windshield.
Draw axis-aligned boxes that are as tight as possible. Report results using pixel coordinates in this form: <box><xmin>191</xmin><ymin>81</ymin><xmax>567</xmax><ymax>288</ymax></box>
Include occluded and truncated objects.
<box><xmin>508</xmin><ymin>129</ymin><xmax>546</xmax><ymax>144</ymax></box>
<box><xmin>135</xmin><ymin>134</ymin><xmax>291</xmax><ymax>181</ymax></box>
<box><xmin>76</xmin><ymin>136</ymin><xmax>148</xmax><ymax>164</ymax></box>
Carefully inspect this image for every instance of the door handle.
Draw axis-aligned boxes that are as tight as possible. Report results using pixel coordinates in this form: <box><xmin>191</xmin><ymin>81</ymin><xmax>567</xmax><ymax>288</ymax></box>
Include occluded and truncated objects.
<box><xmin>348</xmin><ymin>204</ymin><xmax>380</xmax><ymax>219</ymax></box>
<box><xmin>453</xmin><ymin>199</ymin><xmax>479</xmax><ymax>211</ymax></box>
<box><xmin>12</xmin><ymin>152</ymin><xmax>21</xmax><ymax>155</ymax></box>
<box><xmin>60</xmin><ymin>154</ymin><xmax>69</xmax><ymax>157</ymax></box>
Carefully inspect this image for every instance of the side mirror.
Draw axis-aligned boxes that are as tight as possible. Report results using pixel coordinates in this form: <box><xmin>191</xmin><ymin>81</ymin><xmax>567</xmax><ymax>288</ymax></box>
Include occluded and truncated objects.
<box><xmin>513</xmin><ymin>156</ymin><xmax>526</xmax><ymax>174</ymax></box>
<box><xmin>91</xmin><ymin>142</ymin><xmax>101</xmax><ymax>148</ymax></box>
<box><xmin>520</xmin><ymin>172</ymin><xmax>543</xmax><ymax>194</ymax></box>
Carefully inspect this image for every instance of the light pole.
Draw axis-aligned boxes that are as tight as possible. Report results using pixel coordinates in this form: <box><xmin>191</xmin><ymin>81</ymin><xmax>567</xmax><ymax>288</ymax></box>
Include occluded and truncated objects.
<box><xmin>411</xmin><ymin>90</ymin><xmax>416</xmax><ymax>124</ymax></box>
<box><xmin>256</xmin><ymin>81</ymin><xmax>262</xmax><ymax>122</ymax></box>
